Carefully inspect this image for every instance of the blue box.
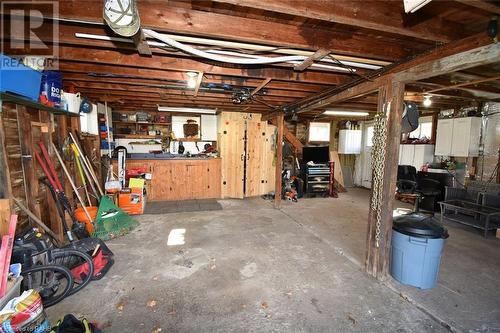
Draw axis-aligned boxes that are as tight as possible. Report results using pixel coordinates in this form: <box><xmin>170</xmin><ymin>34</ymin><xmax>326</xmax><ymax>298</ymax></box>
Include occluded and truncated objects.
<box><xmin>0</xmin><ymin>54</ymin><xmax>42</xmax><ymax>101</ymax></box>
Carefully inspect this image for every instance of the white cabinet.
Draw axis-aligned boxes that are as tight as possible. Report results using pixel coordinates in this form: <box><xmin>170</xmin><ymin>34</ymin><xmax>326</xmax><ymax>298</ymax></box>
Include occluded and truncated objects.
<box><xmin>201</xmin><ymin>115</ymin><xmax>217</xmax><ymax>141</ymax></box>
<box><xmin>451</xmin><ymin>117</ymin><xmax>481</xmax><ymax>157</ymax></box>
<box><xmin>399</xmin><ymin>144</ymin><xmax>415</xmax><ymax>166</ymax></box>
<box><xmin>435</xmin><ymin>117</ymin><xmax>481</xmax><ymax>157</ymax></box>
<box><xmin>414</xmin><ymin>145</ymin><xmax>435</xmax><ymax>169</ymax></box>
<box><xmin>338</xmin><ymin>129</ymin><xmax>362</xmax><ymax>154</ymax></box>
<box><xmin>435</xmin><ymin>119</ymin><xmax>453</xmax><ymax>156</ymax></box>
<box><xmin>399</xmin><ymin>144</ymin><xmax>434</xmax><ymax>170</ymax></box>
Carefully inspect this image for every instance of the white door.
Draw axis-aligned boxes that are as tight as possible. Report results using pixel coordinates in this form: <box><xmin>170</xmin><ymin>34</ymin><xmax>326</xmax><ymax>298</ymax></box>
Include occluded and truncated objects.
<box><xmin>361</xmin><ymin>122</ymin><xmax>375</xmax><ymax>188</ymax></box>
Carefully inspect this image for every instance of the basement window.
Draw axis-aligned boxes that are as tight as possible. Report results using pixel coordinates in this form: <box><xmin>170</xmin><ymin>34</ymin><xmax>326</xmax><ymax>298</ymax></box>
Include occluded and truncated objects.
<box><xmin>308</xmin><ymin>122</ymin><xmax>331</xmax><ymax>142</ymax></box>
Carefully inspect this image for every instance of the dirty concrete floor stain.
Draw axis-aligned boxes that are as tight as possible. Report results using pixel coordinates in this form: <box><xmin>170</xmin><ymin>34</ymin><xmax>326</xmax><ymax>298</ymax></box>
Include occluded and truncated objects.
<box><xmin>47</xmin><ymin>189</ymin><xmax>499</xmax><ymax>332</ymax></box>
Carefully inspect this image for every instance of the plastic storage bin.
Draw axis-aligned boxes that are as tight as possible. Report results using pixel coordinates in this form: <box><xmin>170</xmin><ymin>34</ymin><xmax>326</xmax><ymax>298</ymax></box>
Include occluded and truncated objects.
<box><xmin>0</xmin><ymin>55</ymin><xmax>42</xmax><ymax>101</ymax></box>
<box><xmin>391</xmin><ymin>213</ymin><xmax>448</xmax><ymax>289</ymax></box>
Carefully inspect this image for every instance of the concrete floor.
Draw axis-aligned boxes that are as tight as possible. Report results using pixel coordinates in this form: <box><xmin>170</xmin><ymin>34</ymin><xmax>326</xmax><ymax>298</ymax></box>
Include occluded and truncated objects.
<box><xmin>47</xmin><ymin>189</ymin><xmax>500</xmax><ymax>332</ymax></box>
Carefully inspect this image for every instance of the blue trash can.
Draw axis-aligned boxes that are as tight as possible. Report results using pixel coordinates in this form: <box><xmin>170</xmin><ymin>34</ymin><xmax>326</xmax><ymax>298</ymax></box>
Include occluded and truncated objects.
<box><xmin>391</xmin><ymin>213</ymin><xmax>448</xmax><ymax>289</ymax></box>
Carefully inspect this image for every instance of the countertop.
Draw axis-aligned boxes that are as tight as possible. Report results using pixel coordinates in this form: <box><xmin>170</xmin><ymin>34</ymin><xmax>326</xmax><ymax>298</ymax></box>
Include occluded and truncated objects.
<box><xmin>114</xmin><ymin>153</ymin><xmax>219</xmax><ymax>160</ymax></box>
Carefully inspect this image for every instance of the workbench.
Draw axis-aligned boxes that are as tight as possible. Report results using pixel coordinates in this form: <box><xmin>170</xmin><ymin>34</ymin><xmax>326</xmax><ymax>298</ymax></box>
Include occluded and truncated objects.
<box><xmin>113</xmin><ymin>157</ymin><xmax>221</xmax><ymax>201</ymax></box>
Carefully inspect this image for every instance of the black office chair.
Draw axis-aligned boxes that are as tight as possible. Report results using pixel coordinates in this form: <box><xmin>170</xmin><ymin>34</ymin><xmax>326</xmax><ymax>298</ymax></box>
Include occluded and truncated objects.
<box><xmin>415</xmin><ymin>178</ymin><xmax>441</xmax><ymax>213</ymax></box>
<box><xmin>396</xmin><ymin>165</ymin><xmax>417</xmax><ymax>194</ymax></box>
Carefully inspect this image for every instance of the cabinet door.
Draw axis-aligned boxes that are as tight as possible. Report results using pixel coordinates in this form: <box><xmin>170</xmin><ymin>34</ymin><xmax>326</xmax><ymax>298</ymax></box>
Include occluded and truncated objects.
<box><xmin>218</xmin><ymin>112</ymin><xmax>245</xmax><ymax>198</ymax></box>
<box><xmin>451</xmin><ymin>118</ymin><xmax>471</xmax><ymax>157</ymax></box>
<box><xmin>400</xmin><ymin>145</ymin><xmax>415</xmax><ymax>166</ymax></box>
<box><xmin>435</xmin><ymin>119</ymin><xmax>453</xmax><ymax>156</ymax></box>
<box><xmin>413</xmin><ymin>145</ymin><xmax>434</xmax><ymax>170</ymax></box>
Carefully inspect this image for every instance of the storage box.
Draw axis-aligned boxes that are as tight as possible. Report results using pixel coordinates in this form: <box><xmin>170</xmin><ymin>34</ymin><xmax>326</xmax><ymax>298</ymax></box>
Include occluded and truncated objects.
<box><xmin>118</xmin><ymin>187</ymin><xmax>145</xmax><ymax>215</ymax></box>
<box><xmin>0</xmin><ymin>55</ymin><xmax>42</xmax><ymax>101</ymax></box>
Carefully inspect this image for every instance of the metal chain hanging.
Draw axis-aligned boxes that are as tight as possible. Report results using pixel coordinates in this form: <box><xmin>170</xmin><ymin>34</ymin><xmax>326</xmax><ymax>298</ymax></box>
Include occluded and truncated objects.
<box><xmin>370</xmin><ymin>102</ymin><xmax>389</xmax><ymax>248</ymax></box>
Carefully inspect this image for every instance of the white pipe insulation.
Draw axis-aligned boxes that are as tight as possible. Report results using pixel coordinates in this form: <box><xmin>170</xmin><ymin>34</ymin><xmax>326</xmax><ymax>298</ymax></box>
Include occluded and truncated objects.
<box><xmin>143</xmin><ymin>29</ymin><xmax>310</xmax><ymax>65</ymax></box>
<box><xmin>75</xmin><ymin>31</ymin><xmax>384</xmax><ymax>70</ymax></box>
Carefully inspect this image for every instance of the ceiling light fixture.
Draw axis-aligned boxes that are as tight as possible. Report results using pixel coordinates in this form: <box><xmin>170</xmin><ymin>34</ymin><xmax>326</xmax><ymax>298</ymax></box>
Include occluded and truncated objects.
<box><xmin>323</xmin><ymin>110</ymin><xmax>369</xmax><ymax>117</ymax></box>
<box><xmin>423</xmin><ymin>95</ymin><xmax>432</xmax><ymax>107</ymax></box>
<box><xmin>186</xmin><ymin>71</ymin><xmax>198</xmax><ymax>89</ymax></box>
<box><xmin>157</xmin><ymin>107</ymin><xmax>216</xmax><ymax>114</ymax></box>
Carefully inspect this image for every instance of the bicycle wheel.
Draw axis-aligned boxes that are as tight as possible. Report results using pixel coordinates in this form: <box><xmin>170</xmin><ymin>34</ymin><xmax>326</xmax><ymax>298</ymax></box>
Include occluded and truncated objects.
<box><xmin>48</xmin><ymin>248</ymin><xmax>94</xmax><ymax>296</ymax></box>
<box><xmin>21</xmin><ymin>265</ymin><xmax>73</xmax><ymax>308</ymax></box>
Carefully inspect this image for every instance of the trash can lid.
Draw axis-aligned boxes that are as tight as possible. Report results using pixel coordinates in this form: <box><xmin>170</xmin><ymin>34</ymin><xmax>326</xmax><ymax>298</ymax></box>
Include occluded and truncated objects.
<box><xmin>393</xmin><ymin>213</ymin><xmax>449</xmax><ymax>239</ymax></box>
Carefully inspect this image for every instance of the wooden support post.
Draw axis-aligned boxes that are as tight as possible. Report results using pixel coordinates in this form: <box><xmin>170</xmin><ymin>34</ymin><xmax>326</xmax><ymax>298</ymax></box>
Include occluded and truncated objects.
<box><xmin>365</xmin><ymin>81</ymin><xmax>405</xmax><ymax>280</ymax></box>
<box><xmin>274</xmin><ymin>114</ymin><xmax>284</xmax><ymax>209</ymax></box>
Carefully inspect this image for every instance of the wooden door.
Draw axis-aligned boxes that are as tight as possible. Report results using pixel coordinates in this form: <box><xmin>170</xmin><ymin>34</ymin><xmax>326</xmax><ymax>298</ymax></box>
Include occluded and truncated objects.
<box><xmin>218</xmin><ymin>112</ymin><xmax>245</xmax><ymax>198</ymax></box>
<box><xmin>245</xmin><ymin>120</ymin><xmax>265</xmax><ymax>197</ymax></box>
<box><xmin>260</xmin><ymin>124</ymin><xmax>276</xmax><ymax>195</ymax></box>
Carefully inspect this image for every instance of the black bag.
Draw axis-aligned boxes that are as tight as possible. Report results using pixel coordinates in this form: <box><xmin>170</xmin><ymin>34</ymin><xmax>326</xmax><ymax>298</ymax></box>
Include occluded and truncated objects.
<box><xmin>50</xmin><ymin>314</ymin><xmax>102</xmax><ymax>333</ymax></box>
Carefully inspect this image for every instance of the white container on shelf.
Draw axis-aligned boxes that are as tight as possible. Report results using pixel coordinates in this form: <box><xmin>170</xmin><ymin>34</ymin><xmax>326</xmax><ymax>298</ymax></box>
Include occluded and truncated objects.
<box><xmin>61</xmin><ymin>91</ymin><xmax>81</xmax><ymax>114</ymax></box>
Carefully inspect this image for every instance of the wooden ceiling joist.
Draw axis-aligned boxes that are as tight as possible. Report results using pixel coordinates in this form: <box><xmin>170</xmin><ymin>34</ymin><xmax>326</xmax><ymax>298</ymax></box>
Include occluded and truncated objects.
<box><xmin>296</xmin><ymin>33</ymin><xmax>496</xmax><ymax>113</ymax></box>
<box><xmin>52</xmin><ymin>47</ymin><xmax>349</xmax><ymax>85</ymax></box>
<box><xmin>251</xmin><ymin>78</ymin><xmax>272</xmax><ymax>96</ymax></box>
<box><xmin>454</xmin><ymin>0</ymin><xmax>500</xmax><ymax>14</ymax></box>
<box><xmin>51</xmin><ymin>2</ymin><xmax>418</xmax><ymax>61</ymax></box>
<box><xmin>294</xmin><ymin>49</ymin><xmax>331</xmax><ymax>71</ymax></box>
<box><xmin>210</xmin><ymin>0</ymin><xmax>462</xmax><ymax>42</ymax></box>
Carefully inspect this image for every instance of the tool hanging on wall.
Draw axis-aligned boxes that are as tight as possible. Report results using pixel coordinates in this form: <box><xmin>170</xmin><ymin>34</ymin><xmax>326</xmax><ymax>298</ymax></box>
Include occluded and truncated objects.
<box><xmin>71</xmin><ymin>144</ymin><xmax>91</xmax><ymax>205</ymax></box>
<box><xmin>71</xmin><ymin>143</ymin><xmax>99</xmax><ymax>204</ymax></box>
<box><xmin>51</xmin><ymin>142</ymin><xmax>95</xmax><ymax>229</ymax></box>
<box><xmin>34</xmin><ymin>140</ymin><xmax>87</xmax><ymax>242</ymax></box>
<box><xmin>69</xmin><ymin>132</ymin><xmax>104</xmax><ymax>197</ymax></box>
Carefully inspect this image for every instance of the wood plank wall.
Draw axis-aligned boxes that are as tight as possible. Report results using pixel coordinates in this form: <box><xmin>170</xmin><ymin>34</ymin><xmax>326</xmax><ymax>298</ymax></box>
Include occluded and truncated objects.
<box><xmin>0</xmin><ymin>103</ymin><xmax>85</xmax><ymax>238</ymax></box>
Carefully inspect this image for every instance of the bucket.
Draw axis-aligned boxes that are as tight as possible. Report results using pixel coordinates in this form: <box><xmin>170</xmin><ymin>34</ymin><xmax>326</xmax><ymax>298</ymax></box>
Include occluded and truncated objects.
<box><xmin>40</xmin><ymin>70</ymin><xmax>62</xmax><ymax>107</ymax></box>
<box><xmin>75</xmin><ymin>206</ymin><xmax>98</xmax><ymax>234</ymax></box>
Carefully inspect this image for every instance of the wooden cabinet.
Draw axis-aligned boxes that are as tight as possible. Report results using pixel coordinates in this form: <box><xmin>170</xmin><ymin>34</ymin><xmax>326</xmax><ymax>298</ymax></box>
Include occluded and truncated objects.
<box><xmin>435</xmin><ymin>117</ymin><xmax>481</xmax><ymax>157</ymax></box>
<box><xmin>113</xmin><ymin>158</ymin><xmax>221</xmax><ymax>201</ymax></box>
<box><xmin>218</xmin><ymin>112</ymin><xmax>276</xmax><ymax>198</ymax></box>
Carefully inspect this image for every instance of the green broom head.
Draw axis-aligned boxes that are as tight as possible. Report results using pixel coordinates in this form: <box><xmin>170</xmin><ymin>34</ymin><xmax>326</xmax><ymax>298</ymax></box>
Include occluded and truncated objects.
<box><xmin>93</xmin><ymin>196</ymin><xmax>139</xmax><ymax>240</ymax></box>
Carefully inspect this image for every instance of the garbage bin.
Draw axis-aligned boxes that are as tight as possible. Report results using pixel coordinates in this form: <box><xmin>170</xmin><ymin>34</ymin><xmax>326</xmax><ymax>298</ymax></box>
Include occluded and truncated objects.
<box><xmin>391</xmin><ymin>213</ymin><xmax>448</xmax><ymax>289</ymax></box>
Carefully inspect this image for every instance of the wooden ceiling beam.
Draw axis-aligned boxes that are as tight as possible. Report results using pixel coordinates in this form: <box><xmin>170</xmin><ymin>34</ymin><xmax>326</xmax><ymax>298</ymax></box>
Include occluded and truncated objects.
<box><xmin>251</xmin><ymin>78</ymin><xmax>272</xmax><ymax>96</ymax></box>
<box><xmin>61</xmin><ymin>72</ymin><xmax>327</xmax><ymax>93</ymax></box>
<box><xmin>294</xmin><ymin>49</ymin><xmax>331</xmax><ymax>71</ymax></box>
<box><xmin>454</xmin><ymin>0</ymin><xmax>500</xmax><ymax>14</ymax></box>
<box><xmin>78</xmin><ymin>89</ymin><xmax>296</xmax><ymax>103</ymax></box>
<box><xmin>62</xmin><ymin>77</ymin><xmax>313</xmax><ymax>98</ymax></box>
<box><xmin>211</xmin><ymin>0</ymin><xmax>462</xmax><ymax>42</ymax></box>
<box><xmin>296</xmin><ymin>33</ymin><xmax>495</xmax><ymax>113</ymax></box>
<box><xmin>51</xmin><ymin>2</ymin><xmax>414</xmax><ymax>61</ymax></box>
<box><xmin>53</xmin><ymin>46</ymin><xmax>349</xmax><ymax>85</ymax></box>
